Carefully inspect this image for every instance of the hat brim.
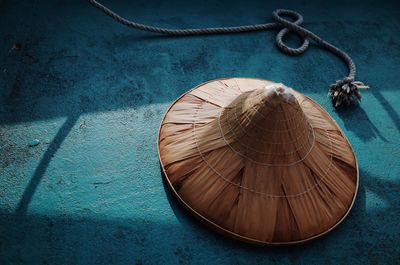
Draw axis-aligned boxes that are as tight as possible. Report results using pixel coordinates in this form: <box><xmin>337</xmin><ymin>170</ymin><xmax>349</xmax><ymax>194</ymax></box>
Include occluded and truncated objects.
<box><xmin>158</xmin><ymin>78</ymin><xmax>358</xmax><ymax>245</ymax></box>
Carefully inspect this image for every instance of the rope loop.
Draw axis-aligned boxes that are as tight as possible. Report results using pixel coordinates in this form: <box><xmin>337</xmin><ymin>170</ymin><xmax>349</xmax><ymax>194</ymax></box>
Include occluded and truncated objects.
<box><xmin>272</xmin><ymin>9</ymin><xmax>309</xmax><ymax>55</ymax></box>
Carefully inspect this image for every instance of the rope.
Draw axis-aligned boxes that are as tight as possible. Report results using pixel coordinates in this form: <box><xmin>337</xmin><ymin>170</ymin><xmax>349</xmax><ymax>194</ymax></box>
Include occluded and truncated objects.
<box><xmin>88</xmin><ymin>0</ymin><xmax>368</xmax><ymax>107</ymax></box>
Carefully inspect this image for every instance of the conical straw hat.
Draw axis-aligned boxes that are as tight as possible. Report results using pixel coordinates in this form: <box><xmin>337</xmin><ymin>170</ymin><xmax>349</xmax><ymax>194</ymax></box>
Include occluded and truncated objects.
<box><xmin>158</xmin><ymin>78</ymin><xmax>358</xmax><ymax>245</ymax></box>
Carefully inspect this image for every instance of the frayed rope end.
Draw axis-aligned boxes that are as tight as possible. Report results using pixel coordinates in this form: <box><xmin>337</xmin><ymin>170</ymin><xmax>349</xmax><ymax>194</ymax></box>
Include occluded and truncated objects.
<box><xmin>328</xmin><ymin>79</ymin><xmax>369</xmax><ymax>107</ymax></box>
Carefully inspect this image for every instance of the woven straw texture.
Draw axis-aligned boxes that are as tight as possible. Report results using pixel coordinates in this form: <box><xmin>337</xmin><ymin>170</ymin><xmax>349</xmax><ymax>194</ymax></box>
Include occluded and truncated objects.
<box><xmin>158</xmin><ymin>78</ymin><xmax>358</xmax><ymax>245</ymax></box>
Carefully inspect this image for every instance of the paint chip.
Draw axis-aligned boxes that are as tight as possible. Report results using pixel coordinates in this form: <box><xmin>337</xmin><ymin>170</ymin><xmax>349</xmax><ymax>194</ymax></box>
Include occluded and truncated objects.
<box><xmin>29</xmin><ymin>139</ymin><xmax>40</xmax><ymax>147</ymax></box>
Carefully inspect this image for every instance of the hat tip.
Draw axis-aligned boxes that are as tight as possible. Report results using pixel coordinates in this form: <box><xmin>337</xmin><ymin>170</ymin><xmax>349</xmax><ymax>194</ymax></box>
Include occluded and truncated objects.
<box><xmin>264</xmin><ymin>83</ymin><xmax>296</xmax><ymax>103</ymax></box>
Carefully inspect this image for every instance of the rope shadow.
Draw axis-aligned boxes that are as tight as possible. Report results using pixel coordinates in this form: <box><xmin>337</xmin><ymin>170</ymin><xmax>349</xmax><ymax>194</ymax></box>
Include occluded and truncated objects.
<box><xmin>335</xmin><ymin>103</ymin><xmax>388</xmax><ymax>142</ymax></box>
<box><xmin>372</xmin><ymin>89</ymin><xmax>400</xmax><ymax>133</ymax></box>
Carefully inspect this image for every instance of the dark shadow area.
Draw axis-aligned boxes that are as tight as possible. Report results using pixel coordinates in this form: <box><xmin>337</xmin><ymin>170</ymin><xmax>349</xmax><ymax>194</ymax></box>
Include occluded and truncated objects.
<box><xmin>3</xmin><ymin>168</ymin><xmax>396</xmax><ymax>264</ymax></box>
<box><xmin>335</xmin><ymin>103</ymin><xmax>388</xmax><ymax>142</ymax></box>
<box><xmin>0</xmin><ymin>212</ymin><xmax>177</xmax><ymax>265</ymax></box>
<box><xmin>15</xmin><ymin>114</ymin><xmax>79</xmax><ymax>215</ymax></box>
<box><xmin>2</xmin><ymin>0</ymin><xmax>399</xmax><ymax>126</ymax></box>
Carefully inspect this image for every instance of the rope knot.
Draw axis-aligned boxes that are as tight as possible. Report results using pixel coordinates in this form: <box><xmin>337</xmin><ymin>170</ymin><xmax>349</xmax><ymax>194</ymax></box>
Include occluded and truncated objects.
<box><xmin>328</xmin><ymin>79</ymin><xmax>369</xmax><ymax>107</ymax></box>
<box><xmin>273</xmin><ymin>9</ymin><xmax>309</xmax><ymax>55</ymax></box>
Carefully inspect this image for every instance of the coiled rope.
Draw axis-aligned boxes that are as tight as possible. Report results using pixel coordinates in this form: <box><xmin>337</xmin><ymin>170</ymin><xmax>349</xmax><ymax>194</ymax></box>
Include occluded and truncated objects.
<box><xmin>89</xmin><ymin>0</ymin><xmax>368</xmax><ymax>107</ymax></box>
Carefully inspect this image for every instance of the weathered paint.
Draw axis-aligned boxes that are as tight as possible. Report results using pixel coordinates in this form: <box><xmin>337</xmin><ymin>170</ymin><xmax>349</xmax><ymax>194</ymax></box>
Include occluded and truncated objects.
<box><xmin>0</xmin><ymin>0</ymin><xmax>399</xmax><ymax>264</ymax></box>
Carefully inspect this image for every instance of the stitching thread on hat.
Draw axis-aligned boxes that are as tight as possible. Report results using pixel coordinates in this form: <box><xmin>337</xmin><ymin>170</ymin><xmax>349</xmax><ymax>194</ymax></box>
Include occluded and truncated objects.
<box><xmin>187</xmin><ymin>81</ymin><xmax>335</xmax><ymax>197</ymax></box>
<box><xmin>192</xmin><ymin>99</ymin><xmax>334</xmax><ymax>198</ymax></box>
<box><xmin>221</xmin><ymin>104</ymin><xmax>314</xmax><ymax>149</ymax></box>
<box><xmin>216</xmin><ymin>107</ymin><xmax>316</xmax><ymax>167</ymax></box>
<box><xmin>232</xmin><ymin>98</ymin><xmax>309</xmax><ymax>134</ymax></box>
<box><xmin>219</xmin><ymin>88</ymin><xmax>315</xmax><ymax>152</ymax></box>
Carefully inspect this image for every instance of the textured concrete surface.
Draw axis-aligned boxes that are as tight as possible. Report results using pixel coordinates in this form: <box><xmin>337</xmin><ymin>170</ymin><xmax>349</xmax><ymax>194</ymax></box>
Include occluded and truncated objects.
<box><xmin>0</xmin><ymin>0</ymin><xmax>399</xmax><ymax>264</ymax></box>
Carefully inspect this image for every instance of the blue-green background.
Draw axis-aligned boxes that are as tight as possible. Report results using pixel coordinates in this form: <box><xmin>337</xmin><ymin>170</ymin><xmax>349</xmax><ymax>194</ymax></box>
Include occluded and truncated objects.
<box><xmin>0</xmin><ymin>0</ymin><xmax>399</xmax><ymax>264</ymax></box>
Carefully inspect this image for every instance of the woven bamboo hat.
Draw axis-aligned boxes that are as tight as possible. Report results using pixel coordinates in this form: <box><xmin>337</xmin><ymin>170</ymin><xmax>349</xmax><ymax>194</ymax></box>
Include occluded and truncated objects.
<box><xmin>158</xmin><ymin>78</ymin><xmax>358</xmax><ymax>245</ymax></box>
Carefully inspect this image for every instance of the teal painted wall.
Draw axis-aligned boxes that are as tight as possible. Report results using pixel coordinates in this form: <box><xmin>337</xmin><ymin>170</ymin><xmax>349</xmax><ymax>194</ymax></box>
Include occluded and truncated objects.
<box><xmin>0</xmin><ymin>0</ymin><xmax>399</xmax><ymax>264</ymax></box>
